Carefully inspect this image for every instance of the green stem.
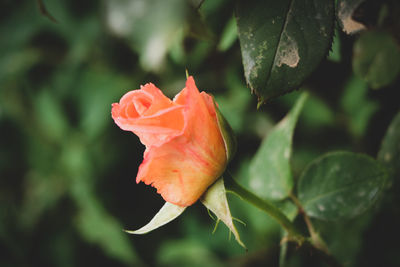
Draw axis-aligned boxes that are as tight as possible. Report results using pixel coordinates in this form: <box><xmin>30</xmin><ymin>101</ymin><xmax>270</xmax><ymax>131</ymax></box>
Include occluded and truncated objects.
<box><xmin>290</xmin><ymin>193</ymin><xmax>330</xmax><ymax>254</ymax></box>
<box><xmin>224</xmin><ymin>172</ymin><xmax>305</xmax><ymax>245</ymax></box>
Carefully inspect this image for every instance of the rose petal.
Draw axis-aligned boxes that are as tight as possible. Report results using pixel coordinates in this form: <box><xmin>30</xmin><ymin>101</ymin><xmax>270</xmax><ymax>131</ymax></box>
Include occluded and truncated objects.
<box><xmin>137</xmin><ymin>77</ymin><xmax>227</xmax><ymax>206</ymax></box>
<box><xmin>200</xmin><ymin>92</ymin><xmax>217</xmax><ymax>117</ymax></box>
<box><xmin>139</xmin><ymin>83</ymin><xmax>176</xmax><ymax>117</ymax></box>
<box><xmin>112</xmin><ymin>83</ymin><xmax>185</xmax><ymax>147</ymax></box>
<box><xmin>113</xmin><ymin>105</ymin><xmax>185</xmax><ymax>146</ymax></box>
<box><xmin>174</xmin><ymin>77</ymin><xmax>224</xmax><ymax>159</ymax></box>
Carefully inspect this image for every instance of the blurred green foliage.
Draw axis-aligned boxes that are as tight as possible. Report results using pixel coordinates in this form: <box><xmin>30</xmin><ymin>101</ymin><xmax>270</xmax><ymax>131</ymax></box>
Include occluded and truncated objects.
<box><xmin>1</xmin><ymin>0</ymin><xmax>400</xmax><ymax>266</ymax></box>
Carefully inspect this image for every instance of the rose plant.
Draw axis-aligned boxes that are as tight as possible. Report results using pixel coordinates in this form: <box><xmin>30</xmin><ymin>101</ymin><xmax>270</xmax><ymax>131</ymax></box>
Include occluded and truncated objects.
<box><xmin>110</xmin><ymin>74</ymin><xmax>389</xmax><ymax>259</ymax></box>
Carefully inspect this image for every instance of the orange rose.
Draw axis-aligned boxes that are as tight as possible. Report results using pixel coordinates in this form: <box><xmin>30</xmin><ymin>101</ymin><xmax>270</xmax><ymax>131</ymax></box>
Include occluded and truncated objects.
<box><xmin>112</xmin><ymin>76</ymin><xmax>229</xmax><ymax>207</ymax></box>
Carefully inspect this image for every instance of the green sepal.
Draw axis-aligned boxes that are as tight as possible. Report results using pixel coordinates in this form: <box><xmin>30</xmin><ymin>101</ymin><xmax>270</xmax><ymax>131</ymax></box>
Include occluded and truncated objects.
<box><xmin>214</xmin><ymin>103</ymin><xmax>237</xmax><ymax>163</ymax></box>
<box><xmin>124</xmin><ymin>202</ymin><xmax>186</xmax><ymax>234</ymax></box>
<box><xmin>201</xmin><ymin>178</ymin><xmax>246</xmax><ymax>248</ymax></box>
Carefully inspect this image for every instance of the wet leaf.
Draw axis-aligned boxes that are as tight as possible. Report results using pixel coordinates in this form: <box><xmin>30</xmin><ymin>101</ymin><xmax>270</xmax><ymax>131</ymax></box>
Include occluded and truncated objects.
<box><xmin>236</xmin><ymin>0</ymin><xmax>334</xmax><ymax>103</ymax></box>
<box><xmin>298</xmin><ymin>151</ymin><xmax>387</xmax><ymax>220</ymax></box>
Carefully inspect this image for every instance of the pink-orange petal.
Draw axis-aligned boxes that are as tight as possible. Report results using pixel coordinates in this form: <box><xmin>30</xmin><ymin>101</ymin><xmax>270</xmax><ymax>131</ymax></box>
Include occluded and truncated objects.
<box><xmin>136</xmin><ymin>76</ymin><xmax>227</xmax><ymax>206</ymax></box>
<box><xmin>113</xmin><ymin>105</ymin><xmax>185</xmax><ymax>147</ymax></box>
<box><xmin>137</xmin><ymin>140</ymin><xmax>225</xmax><ymax>206</ymax></box>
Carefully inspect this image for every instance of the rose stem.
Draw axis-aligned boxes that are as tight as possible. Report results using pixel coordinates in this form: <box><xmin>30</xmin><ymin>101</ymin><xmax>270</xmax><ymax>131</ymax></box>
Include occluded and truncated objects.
<box><xmin>224</xmin><ymin>171</ymin><xmax>305</xmax><ymax>245</ymax></box>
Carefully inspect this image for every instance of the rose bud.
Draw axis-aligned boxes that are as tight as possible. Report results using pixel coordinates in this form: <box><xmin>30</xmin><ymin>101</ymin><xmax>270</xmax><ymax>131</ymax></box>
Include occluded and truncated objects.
<box><xmin>112</xmin><ymin>76</ymin><xmax>235</xmax><ymax>207</ymax></box>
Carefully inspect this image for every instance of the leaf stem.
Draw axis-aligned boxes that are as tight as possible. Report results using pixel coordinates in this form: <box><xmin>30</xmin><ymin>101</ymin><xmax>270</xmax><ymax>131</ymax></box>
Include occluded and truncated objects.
<box><xmin>289</xmin><ymin>193</ymin><xmax>329</xmax><ymax>254</ymax></box>
<box><xmin>224</xmin><ymin>172</ymin><xmax>305</xmax><ymax>244</ymax></box>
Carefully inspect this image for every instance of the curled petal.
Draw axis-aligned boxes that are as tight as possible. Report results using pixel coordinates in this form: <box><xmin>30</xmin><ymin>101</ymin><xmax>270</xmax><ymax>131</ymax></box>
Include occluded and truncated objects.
<box><xmin>113</xmin><ymin>105</ymin><xmax>185</xmax><ymax>146</ymax></box>
<box><xmin>111</xmin><ymin>83</ymin><xmax>185</xmax><ymax>147</ymax></box>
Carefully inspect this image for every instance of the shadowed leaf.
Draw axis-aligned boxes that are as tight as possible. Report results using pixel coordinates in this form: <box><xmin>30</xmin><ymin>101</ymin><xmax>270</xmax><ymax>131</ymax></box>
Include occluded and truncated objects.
<box><xmin>236</xmin><ymin>0</ymin><xmax>334</xmax><ymax>103</ymax></box>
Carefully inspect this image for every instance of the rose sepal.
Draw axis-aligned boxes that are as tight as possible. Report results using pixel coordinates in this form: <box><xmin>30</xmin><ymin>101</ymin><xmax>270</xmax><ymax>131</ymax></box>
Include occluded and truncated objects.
<box><xmin>200</xmin><ymin>178</ymin><xmax>246</xmax><ymax>248</ymax></box>
<box><xmin>124</xmin><ymin>203</ymin><xmax>186</xmax><ymax>234</ymax></box>
<box><xmin>214</xmin><ymin>103</ymin><xmax>237</xmax><ymax>163</ymax></box>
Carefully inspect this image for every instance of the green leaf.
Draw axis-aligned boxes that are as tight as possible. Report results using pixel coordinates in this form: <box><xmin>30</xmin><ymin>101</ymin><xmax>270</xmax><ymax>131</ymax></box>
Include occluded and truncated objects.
<box><xmin>73</xmin><ymin>181</ymin><xmax>140</xmax><ymax>265</ymax></box>
<box><xmin>280</xmin><ymin>90</ymin><xmax>335</xmax><ymax>129</ymax></box>
<box><xmin>274</xmin><ymin>199</ymin><xmax>298</xmax><ymax>221</ymax></box>
<box><xmin>340</xmin><ymin>75</ymin><xmax>379</xmax><ymax>138</ymax></box>
<box><xmin>337</xmin><ymin>0</ymin><xmax>366</xmax><ymax>34</ymax></box>
<box><xmin>378</xmin><ymin>110</ymin><xmax>400</xmax><ymax>180</ymax></box>
<box><xmin>64</xmin><ymin>142</ymin><xmax>141</xmax><ymax>265</ymax></box>
<box><xmin>125</xmin><ymin>202</ymin><xmax>186</xmax><ymax>234</ymax></box>
<box><xmin>353</xmin><ymin>30</ymin><xmax>400</xmax><ymax>89</ymax></box>
<box><xmin>34</xmin><ymin>90</ymin><xmax>69</xmax><ymax>142</ymax></box>
<box><xmin>218</xmin><ymin>16</ymin><xmax>238</xmax><ymax>52</ymax></box>
<box><xmin>249</xmin><ymin>92</ymin><xmax>308</xmax><ymax>200</ymax></box>
<box><xmin>201</xmin><ymin>179</ymin><xmax>245</xmax><ymax>248</ymax></box>
<box><xmin>235</xmin><ymin>0</ymin><xmax>334</xmax><ymax>103</ymax></box>
<box><xmin>298</xmin><ymin>151</ymin><xmax>388</xmax><ymax>220</ymax></box>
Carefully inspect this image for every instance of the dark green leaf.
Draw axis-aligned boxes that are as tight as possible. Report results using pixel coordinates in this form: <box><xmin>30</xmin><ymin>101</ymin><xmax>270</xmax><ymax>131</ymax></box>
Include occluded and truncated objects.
<box><xmin>378</xmin><ymin>110</ymin><xmax>400</xmax><ymax>180</ymax></box>
<box><xmin>235</xmin><ymin>0</ymin><xmax>334</xmax><ymax>103</ymax></box>
<box><xmin>249</xmin><ymin>92</ymin><xmax>308</xmax><ymax>200</ymax></box>
<box><xmin>353</xmin><ymin>30</ymin><xmax>400</xmax><ymax>89</ymax></box>
<box><xmin>298</xmin><ymin>151</ymin><xmax>387</xmax><ymax>220</ymax></box>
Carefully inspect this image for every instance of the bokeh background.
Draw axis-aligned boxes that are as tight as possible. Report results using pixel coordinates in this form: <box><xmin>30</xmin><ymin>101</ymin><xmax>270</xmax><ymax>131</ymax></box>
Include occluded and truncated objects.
<box><xmin>1</xmin><ymin>0</ymin><xmax>399</xmax><ymax>266</ymax></box>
